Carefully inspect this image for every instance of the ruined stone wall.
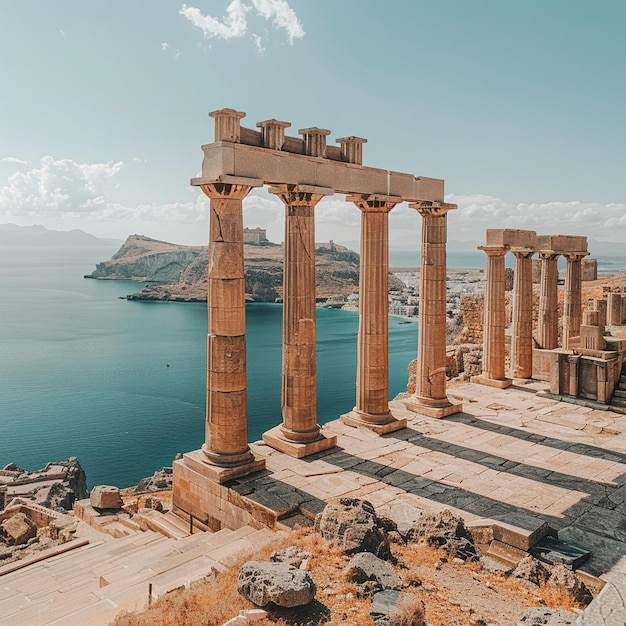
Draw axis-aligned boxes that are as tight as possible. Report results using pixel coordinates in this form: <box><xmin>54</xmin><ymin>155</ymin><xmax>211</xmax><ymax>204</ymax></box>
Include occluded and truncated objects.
<box><xmin>459</xmin><ymin>294</ymin><xmax>484</xmax><ymax>344</ymax></box>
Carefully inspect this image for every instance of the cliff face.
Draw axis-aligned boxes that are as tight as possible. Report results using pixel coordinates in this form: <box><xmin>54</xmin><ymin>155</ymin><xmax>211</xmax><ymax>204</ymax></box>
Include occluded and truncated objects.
<box><xmin>86</xmin><ymin>235</ymin><xmax>203</xmax><ymax>283</ymax></box>
<box><xmin>88</xmin><ymin>236</ymin><xmax>362</xmax><ymax>303</ymax></box>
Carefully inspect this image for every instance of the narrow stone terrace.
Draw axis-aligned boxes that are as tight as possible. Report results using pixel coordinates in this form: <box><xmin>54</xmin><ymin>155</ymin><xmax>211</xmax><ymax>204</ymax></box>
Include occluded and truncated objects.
<box><xmin>236</xmin><ymin>381</ymin><xmax>626</xmax><ymax>582</ymax></box>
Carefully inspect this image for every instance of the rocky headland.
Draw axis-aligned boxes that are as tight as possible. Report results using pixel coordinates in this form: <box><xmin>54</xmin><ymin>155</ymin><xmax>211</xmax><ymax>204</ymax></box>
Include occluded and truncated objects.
<box><xmin>85</xmin><ymin>234</ymin><xmax>398</xmax><ymax>303</ymax></box>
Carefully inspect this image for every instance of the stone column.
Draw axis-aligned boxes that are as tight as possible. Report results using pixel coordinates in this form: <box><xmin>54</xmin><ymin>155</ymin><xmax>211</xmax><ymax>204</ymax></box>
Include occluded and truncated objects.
<box><xmin>341</xmin><ymin>195</ymin><xmax>407</xmax><ymax>434</ymax></box>
<box><xmin>562</xmin><ymin>252</ymin><xmax>586</xmax><ymax>349</ymax></box>
<box><xmin>473</xmin><ymin>246</ymin><xmax>512</xmax><ymax>388</ymax></box>
<box><xmin>537</xmin><ymin>252</ymin><xmax>560</xmax><ymax>349</ymax></box>
<box><xmin>608</xmin><ymin>293</ymin><xmax>623</xmax><ymax>326</ymax></box>
<box><xmin>263</xmin><ymin>185</ymin><xmax>337</xmax><ymax>458</ymax></box>
<box><xmin>510</xmin><ymin>249</ymin><xmax>534</xmax><ymax>379</ymax></box>
<box><xmin>404</xmin><ymin>202</ymin><xmax>462</xmax><ymax>418</ymax></box>
<box><xmin>197</xmin><ymin>182</ymin><xmax>265</xmax><ymax>481</ymax></box>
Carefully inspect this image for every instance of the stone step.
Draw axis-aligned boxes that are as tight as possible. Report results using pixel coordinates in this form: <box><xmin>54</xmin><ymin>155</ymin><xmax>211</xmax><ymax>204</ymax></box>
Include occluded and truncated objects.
<box><xmin>613</xmin><ymin>389</ymin><xmax>626</xmax><ymax>398</ymax></box>
<box><xmin>136</xmin><ymin>509</ymin><xmax>190</xmax><ymax>539</ymax></box>
<box><xmin>0</xmin><ymin>525</ymin><xmax>281</xmax><ymax>626</ymax></box>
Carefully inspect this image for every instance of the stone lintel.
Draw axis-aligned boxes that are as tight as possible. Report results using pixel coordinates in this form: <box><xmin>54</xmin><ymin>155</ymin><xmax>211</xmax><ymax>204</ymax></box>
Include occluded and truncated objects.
<box><xmin>486</xmin><ymin>229</ymin><xmax>537</xmax><ymax>249</ymax></box>
<box><xmin>340</xmin><ymin>410</ymin><xmax>407</xmax><ymax>435</ymax></box>
<box><xmin>196</xmin><ymin>142</ymin><xmax>445</xmax><ymax>202</ymax></box>
<box><xmin>537</xmin><ymin>234</ymin><xmax>588</xmax><ymax>256</ymax></box>
<box><xmin>262</xmin><ymin>426</ymin><xmax>337</xmax><ymax>459</ymax></box>
<box><xmin>182</xmin><ymin>449</ymin><xmax>266</xmax><ymax>484</ymax></box>
<box><xmin>471</xmin><ymin>375</ymin><xmax>513</xmax><ymax>389</ymax></box>
<box><xmin>402</xmin><ymin>397</ymin><xmax>463</xmax><ymax>419</ymax></box>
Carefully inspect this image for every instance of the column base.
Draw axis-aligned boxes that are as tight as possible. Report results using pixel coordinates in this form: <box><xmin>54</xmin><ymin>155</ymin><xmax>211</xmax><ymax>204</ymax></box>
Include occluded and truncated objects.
<box><xmin>471</xmin><ymin>375</ymin><xmax>513</xmax><ymax>389</ymax></box>
<box><xmin>340</xmin><ymin>410</ymin><xmax>407</xmax><ymax>435</ymax></box>
<box><xmin>262</xmin><ymin>426</ymin><xmax>337</xmax><ymax>459</ymax></box>
<box><xmin>403</xmin><ymin>395</ymin><xmax>463</xmax><ymax>419</ymax></box>
<box><xmin>185</xmin><ymin>448</ymin><xmax>266</xmax><ymax>484</ymax></box>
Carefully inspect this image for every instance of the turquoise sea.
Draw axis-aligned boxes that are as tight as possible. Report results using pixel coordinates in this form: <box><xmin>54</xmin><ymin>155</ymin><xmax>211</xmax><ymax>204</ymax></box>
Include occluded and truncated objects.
<box><xmin>0</xmin><ymin>246</ymin><xmax>418</xmax><ymax>488</ymax></box>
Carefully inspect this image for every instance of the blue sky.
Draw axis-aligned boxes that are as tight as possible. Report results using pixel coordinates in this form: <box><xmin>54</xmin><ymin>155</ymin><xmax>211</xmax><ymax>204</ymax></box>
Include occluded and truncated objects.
<box><xmin>1</xmin><ymin>0</ymin><xmax>625</xmax><ymax>247</ymax></box>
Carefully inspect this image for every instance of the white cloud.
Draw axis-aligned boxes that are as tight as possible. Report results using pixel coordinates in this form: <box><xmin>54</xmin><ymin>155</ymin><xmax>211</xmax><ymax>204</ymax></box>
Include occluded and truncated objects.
<box><xmin>179</xmin><ymin>0</ymin><xmax>304</xmax><ymax>48</ymax></box>
<box><xmin>60</xmin><ymin>30</ymin><xmax>66</xmax><ymax>39</ymax></box>
<box><xmin>2</xmin><ymin>157</ymin><xmax>29</xmax><ymax>165</ymax></box>
<box><xmin>0</xmin><ymin>156</ymin><xmax>207</xmax><ymax>224</ymax></box>
<box><xmin>447</xmin><ymin>193</ymin><xmax>626</xmax><ymax>243</ymax></box>
<box><xmin>161</xmin><ymin>42</ymin><xmax>170</xmax><ymax>51</ymax></box>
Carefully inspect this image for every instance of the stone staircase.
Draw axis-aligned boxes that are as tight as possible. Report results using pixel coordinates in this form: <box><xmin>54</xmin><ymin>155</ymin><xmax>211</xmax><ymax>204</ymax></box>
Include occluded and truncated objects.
<box><xmin>610</xmin><ymin>363</ymin><xmax>626</xmax><ymax>411</ymax></box>
<box><xmin>0</xmin><ymin>524</ymin><xmax>280</xmax><ymax>626</ymax></box>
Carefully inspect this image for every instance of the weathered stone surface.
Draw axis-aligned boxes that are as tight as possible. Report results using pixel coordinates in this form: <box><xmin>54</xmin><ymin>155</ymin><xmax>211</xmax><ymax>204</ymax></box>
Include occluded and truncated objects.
<box><xmin>370</xmin><ymin>589</ymin><xmax>425</xmax><ymax>626</ymax></box>
<box><xmin>530</xmin><ymin>536</ymin><xmax>590</xmax><ymax>569</ymax></box>
<box><xmin>0</xmin><ymin>512</ymin><xmax>37</xmax><ymax>546</ymax></box>
<box><xmin>576</xmin><ymin>572</ymin><xmax>626</xmax><ymax>625</ymax></box>
<box><xmin>315</xmin><ymin>498</ymin><xmax>390</xmax><ymax>560</ymax></box>
<box><xmin>90</xmin><ymin>485</ymin><xmax>124</xmax><ymax>510</ymax></box>
<box><xmin>270</xmin><ymin>546</ymin><xmax>312</xmax><ymax>568</ymax></box>
<box><xmin>407</xmin><ymin>509</ymin><xmax>477</xmax><ymax>561</ymax></box>
<box><xmin>383</xmin><ymin>502</ymin><xmax>422</xmax><ymax>539</ymax></box>
<box><xmin>142</xmin><ymin>496</ymin><xmax>163</xmax><ymax>512</ymax></box>
<box><xmin>345</xmin><ymin>552</ymin><xmax>403</xmax><ymax>590</ymax></box>
<box><xmin>237</xmin><ymin>561</ymin><xmax>316</xmax><ymax>608</ymax></box>
<box><xmin>546</xmin><ymin>564</ymin><xmax>592</xmax><ymax>606</ymax></box>
<box><xmin>135</xmin><ymin>466</ymin><xmax>173</xmax><ymax>493</ymax></box>
<box><xmin>518</xmin><ymin>607</ymin><xmax>578</xmax><ymax>625</ymax></box>
<box><xmin>510</xmin><ymin>555</ymin><xmax>550</xmax><ymax>586</ymax></box>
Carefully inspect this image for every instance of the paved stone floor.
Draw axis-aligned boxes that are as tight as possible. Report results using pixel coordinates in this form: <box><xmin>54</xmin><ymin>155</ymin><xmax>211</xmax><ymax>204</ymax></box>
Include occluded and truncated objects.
<box><xmin>241</xmin><ymin>380</ymin><xmax>626</xmax><ymax>581</ymax></box>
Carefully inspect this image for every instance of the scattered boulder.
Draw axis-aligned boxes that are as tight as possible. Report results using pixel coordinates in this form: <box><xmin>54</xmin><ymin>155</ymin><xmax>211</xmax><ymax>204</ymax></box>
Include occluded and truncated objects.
<box><xmin>90</xmin><ymin>485</ymin><xmax>123</xmax><ymax>510</ymax></box>
<box><xmin>545</xmin><ymin>564</ymin><xmax>592</xmax><ymax>606</ymax></box>
<box><xmin>270</xmin><ymin>546</ymin><xmax>312</xmax><ymax>568</ymax></box>
<box><xmin>510</xmin><ymin>555</ymin><xmax>551</xmax><ymax>587</ymax></box>
<box><xmin>517</xmin><ymin>607</ymin><xmax>578</xmax><ymax>625</ymax></box>
<box><xmin>370</xmin><ymin>590</ymin><xmax>425</xmax><ymax>626</ymax></box>
<box><xmin>237</xmin><ymin>561</ymin><xmax>316</xmax><ymax>608</ymax></box>
<box><xmin>383</xmin><ymin>502</ymin><xmax>423</xmax><ymax>540</ymax></box>
<box><xmin>134</xmin><ymin>467</ymin><xmax>173</xmax><ymax>493</ymax></box>
<box><xmin>315</xmin><ymin>498</ymin><xmax>391</xmax><ymax>560</ymax></box>
<box><xmin>142</xmin><ymin>496</ymin><xmax>163</xmax><ymax>512</ymax></box>
<box><xmin>407</xmin><ymin>509</ymin><xmax>477</xmax><ymax>561</ymax></box>
<box><xmin>345</xmin><ymin>552</ymin><xmax>403</xmax><ymax>591</ymax></box>
<box><xmin>0</xmin><ymin>512</ymin><xmax>37</xmax><ymax>546</ymax></box>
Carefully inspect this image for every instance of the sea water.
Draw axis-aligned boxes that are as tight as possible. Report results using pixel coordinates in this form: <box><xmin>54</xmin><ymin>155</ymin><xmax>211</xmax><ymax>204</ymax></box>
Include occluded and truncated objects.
<box><xmin>0</xmin><ymin>246</ymin><xmax>417</xmax><ymax>487</ymax></box>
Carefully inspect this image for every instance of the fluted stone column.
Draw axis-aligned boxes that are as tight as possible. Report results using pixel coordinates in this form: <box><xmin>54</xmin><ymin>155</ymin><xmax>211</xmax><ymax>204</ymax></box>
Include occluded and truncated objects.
<box><xmin>404</xmin><ymin>202</ymin><xmax>462</xmax><ymax>418</ymax></box>
<box><xmin>537</xmin><ymin>252</ymin><xmax>560</xmax><ymax>349</ymax></box>
<box><xmin>473</xmin><ymin>246</ymin><xmax>512</xmax><ymax>388</ymax></box>
<box><xmin>198</xmin><ymin>182</ymin><xmax>265</xmax><ymax>480</ymax></box>
<box><xmin>563</xmin><ymin>252</ymin><xmax>587</xmax><ymax>349</ymax></box>
<box><xmin>511</xmin><ymin>249</ymin><xmax>534</xmax><ymax>379</ymax></box>
<box><xmin>341</xmin><ymin>195</ymin><xmax>407</xmax><ymax>434</ymax></box>
<box><xmin>263</xmin><ymin>185</ymin><xmax>337</xmax><ymax>458</ymax></box>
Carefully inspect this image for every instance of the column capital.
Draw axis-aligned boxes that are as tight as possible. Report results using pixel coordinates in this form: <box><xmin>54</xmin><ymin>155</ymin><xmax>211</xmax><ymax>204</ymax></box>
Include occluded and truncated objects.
<box><xmin>538</xmin><ymin>250</ymin><xmax>561</xmax><ymax>261</ymax></box>
<box><xmin>510</xmin><ymin>247</ymin><xmax>535</xmax><ymax>259</ymax></box>
<box><xmin>200</xmin><ymin>182</ymin><xmax>255</xmax><ymax>201</ymax></box>
<box><xmin>563</xmin><ymin>251</ymin><xmax>590</xmax><ymax>261</ymax></box>
<box><xmin>408</xmin><ymin>200</ymin><xmax>457</xmax><ymax>217</ymax></box>
<box><xmin>269</xmin><ymin>184</ymin><xmax>333</xmax><ymax>207</ymax></box>
<box><xmin>346</xmin><ymin>194</ymin><xmax>399</xmax><ymax>213</ymax></box>
<box><xmin>478</xmin><ymin>245</ymin><xmax>509</xmax><ymax>257</ymax></box>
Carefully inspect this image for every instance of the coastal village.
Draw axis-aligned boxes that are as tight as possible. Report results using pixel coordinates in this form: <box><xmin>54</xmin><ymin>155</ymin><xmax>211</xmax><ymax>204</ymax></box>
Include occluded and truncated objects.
<box><xmin>2</xmin><ymin>109</ymin><xmax>626</xmax><ymax>626</ymax></box>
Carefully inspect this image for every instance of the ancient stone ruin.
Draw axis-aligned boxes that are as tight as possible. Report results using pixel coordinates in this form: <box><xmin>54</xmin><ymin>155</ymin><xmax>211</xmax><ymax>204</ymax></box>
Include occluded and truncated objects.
<box><xmin>173</xmin><ymin>108</ymin><xmax>462</xmax><ymax>529</ymax></box>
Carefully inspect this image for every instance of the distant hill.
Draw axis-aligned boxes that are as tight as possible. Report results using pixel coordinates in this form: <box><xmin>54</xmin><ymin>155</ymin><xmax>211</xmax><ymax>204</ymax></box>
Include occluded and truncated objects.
<box><xmin>0</xmin><ymin>224</ymin><xmax>122</xmax><ymax>247</ymax></box>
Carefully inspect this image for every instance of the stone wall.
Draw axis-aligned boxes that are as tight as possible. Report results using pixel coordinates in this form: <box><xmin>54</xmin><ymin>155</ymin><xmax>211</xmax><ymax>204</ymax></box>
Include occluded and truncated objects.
<box><xmin>459</xmin><ymin>294</ymin><xmax>484</xmax><ymax>344</ymax></box>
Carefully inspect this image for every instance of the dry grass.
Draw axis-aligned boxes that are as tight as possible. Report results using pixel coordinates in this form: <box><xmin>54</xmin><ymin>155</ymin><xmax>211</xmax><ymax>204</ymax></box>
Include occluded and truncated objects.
<box><xmin>110</xmin><ymin>527</ymin><xmax>587</xmax><ymax>626</ymax></box>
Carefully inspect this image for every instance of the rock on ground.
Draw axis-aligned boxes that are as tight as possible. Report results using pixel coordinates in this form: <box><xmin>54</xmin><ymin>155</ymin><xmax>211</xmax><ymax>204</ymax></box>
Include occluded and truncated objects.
<box><xmin>315</xmin><ymin>498</ymin><xmax>391</xmax><ymax>560</ymax></box>
<box><xmin>369</xmin><ymin>589</ymin><xmax>425</xmax><ymax>626</ymax></box>
<box><xmin>0</xmin><ymin>513</ymin><xmax>37</xmax><ymax>546</ymax></box>
<box><xmin>90</xmin><ymin>485</ymin><xmax>124</xmax><ymax>510</ymax></box>
<box><xmin>546</xmin><ymin>564</ymin><xmax>592</xmax><ymax>606</ymax></box>
<box><xmin>270</xmin><ymin>546</ymin><xmax>312</xmax><ymax>568</ymax></box>
<box><xmin>237</xmin><ymin>561</ymin><xmax>316</xmax><ymax>608</ymax></box>
<box><xmin>345</xmin><ymin>552</ymin><xmax>403</xmax><ymax>591</ymax></box>
<box><xmin>517</xmin><ymin>607</ymin><xmax>578</xmax><ymax>625</ymax></box>
<box><xmin>407</xmin><ymin>508</ymin><xmax>477</xmax><ymax>561</ymax></box>
<box><xmin>510</xmin><ymin>555</ymin><xmax>551</xmax><ymax>586</ymax></box>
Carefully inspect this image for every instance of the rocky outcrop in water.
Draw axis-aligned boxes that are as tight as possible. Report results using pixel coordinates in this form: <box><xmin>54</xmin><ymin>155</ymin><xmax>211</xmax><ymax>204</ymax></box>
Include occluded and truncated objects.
<box><xmin>87</xmin><ymin>235</ymin><xmax>364</xmax><ymax>303</ymax></box>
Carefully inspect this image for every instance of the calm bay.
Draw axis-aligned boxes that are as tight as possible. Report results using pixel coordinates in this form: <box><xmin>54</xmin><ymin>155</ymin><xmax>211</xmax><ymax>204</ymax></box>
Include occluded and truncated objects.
<box><xmin>0</xmin><ymin>245</ymin><xmax>418</xmax><ymax>488</ymax></box>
